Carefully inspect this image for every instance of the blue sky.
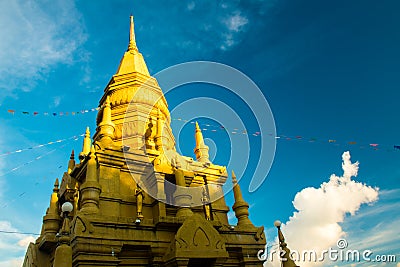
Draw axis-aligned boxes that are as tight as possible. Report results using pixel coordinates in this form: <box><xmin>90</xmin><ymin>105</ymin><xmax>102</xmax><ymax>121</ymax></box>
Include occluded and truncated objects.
<box><xmin>0</xmin><ymin>1</ymin><xmax>399</xmax><ymax>266</ymax></box>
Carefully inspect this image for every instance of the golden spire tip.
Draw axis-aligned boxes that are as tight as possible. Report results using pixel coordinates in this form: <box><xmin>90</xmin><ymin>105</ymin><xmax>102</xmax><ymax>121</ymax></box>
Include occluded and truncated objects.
<box><xmin>232</xmin><ymin>170</ymin><xmax>237</xmax><ymax>184</ymax></box>
<box><xmin>128</xmin><ymin>14</ymin><xmax>137</xmax><ymax>50</ymax></box>
<box><xmin>54</xmin><ymin>178</ymin><xmax>59</xmax><ymax>189</ymax></box>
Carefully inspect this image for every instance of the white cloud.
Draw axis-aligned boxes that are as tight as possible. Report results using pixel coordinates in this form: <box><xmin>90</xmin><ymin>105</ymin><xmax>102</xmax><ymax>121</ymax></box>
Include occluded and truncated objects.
<box><xmin>224</xmin><ymin>12</ymin><xmax>249</xmax><ymax>32</ymax></box>
<box><xmin>0</xmin><ymin>258</ymin><xmax>24</xmax><ymax>267</ymax></box>
<box><xmin>335</xmin><ymin>188</ymin><xmax>400</xmax><ymax>267</ymax></box>
<box><xmin>17</xmin><ymin>236</ymin><xmax>35</xmax><ymax>247</ymax></box>
<box><xmin>0</xmin><ymin>220</ymin><xmax>36</xmax><ymax>265</ymax></box>
<box><xmin>265</xmin><ymin>151</ymin><xmax>379</xmax><ymax>266</ymax></box>
<box><xmin>220</xmin><ymin>12</ymin><xmax>249</xmax><ymax>50</ymax></box>
<box><xmin>162</xmin><ymin>5</ymin><xmax>252</xmax><ymax>53</ymax></box>
<box><xmin>0</xmin><ymin>0</ymin><xmax>87</xmax><ymax>97</ymax></box>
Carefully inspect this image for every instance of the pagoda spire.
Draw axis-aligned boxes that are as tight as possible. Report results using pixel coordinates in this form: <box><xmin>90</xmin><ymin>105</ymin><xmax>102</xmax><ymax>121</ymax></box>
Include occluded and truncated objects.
<box><xmin>42</xmin><ymin>178</ymin><xmax>61</xmax><ymax>238</ymax></box>
<box><xmin>232</xmin><ymin>170</ymin><xmax>254</xmax><ymax>228</ymax></box>
<box><xmin>194</xmin><ymin>122</ymin><xmax>210</xmax><ymax>163</ymax></box>
<box><xmin>49</xmin><ymin>178</ymin><xmax>60</xmax><ymax>215</ymax></box>
<box><xmin>67</xmin><ymin>150</ymin><xmax>75</xmax><ymax>174</ymax></box>
<box><xmin>115</xmin><ymin>15</ymin><xmax>150</xmax><ymax>76</ymax></box>
<box><xmin>274</xmin><ymin>220</ymin><xmax>299</xmax><ymax>267</ymax></box>
<box><xmin>79</xmin><ymin>127</ymin><xmax>91</xmax><ymax>161</ymax></box>
<box><xmin>128</xmin><ymin>15</ymin><xmax>137</xmax><ymax>51</ymax></box>
<box><xmin>80</xmin><ymin>145</ymin><xmax>101</xmax><ymax>214</ymax></box>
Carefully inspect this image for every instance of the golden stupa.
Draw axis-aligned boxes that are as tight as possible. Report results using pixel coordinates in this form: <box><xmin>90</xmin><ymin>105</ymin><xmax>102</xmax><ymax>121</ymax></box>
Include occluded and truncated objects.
<box><xmin>23</xmin><ymin>15</ymin><xmax>265</xmax><ymax>267</ymax></box>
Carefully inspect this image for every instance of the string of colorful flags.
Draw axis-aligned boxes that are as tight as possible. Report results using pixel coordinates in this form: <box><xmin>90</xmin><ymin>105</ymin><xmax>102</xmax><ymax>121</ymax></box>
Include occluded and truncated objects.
<box><xmin>5</xmin><ymin>107</ymin><xmax>99</xmax><ymax>116</ymax></box>
<box><xmin>0</xmin><ymin>137</ymin><xmax>82</xmax><ymax>209</ymax></box>
<box><xmin>0</xmin><ymin>148</ymin><xmax>58</xmax><ymax>178</ymax></box>
<box><xmin>0</xmin><ymin>165</ymin><xmax>65</xmax><ymax>210</ymax></box>
<box><xmin>3</xmin><ymin>106</ymin><xmax>400</xmax><ymax>152</ymax></box>
<box><xmin>275</xmin><ymin>134</ymin><xmax>400</xmax><ymax>152</ymax></box>
<box><xmin>0</xmin><ymin>136</ymin><xmax>81</xmax><ymax>178</ymax></box>
<box><xmin>0</xmin><ymin>134</ymin><xmax>83</xmax><ymax>157</ymax></box>
<box><xmin>173</xmin><ymin>120</ymin><xmax>400</xmax><ymax>152</ymax></box>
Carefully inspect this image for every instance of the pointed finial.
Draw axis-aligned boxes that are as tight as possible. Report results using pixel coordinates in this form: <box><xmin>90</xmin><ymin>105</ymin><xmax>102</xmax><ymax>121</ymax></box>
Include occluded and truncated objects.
<box><xmin>100</xmin><ymin>96</ymin><xmax>113</xmax><ymax>125</ymax></box>
<box><xmin>80</xmin><ymin>127</ymin><xmax>91</xmax><ymax>161</ymax></box>
<box><xmin>48</xmin><ymin>178</ymin><xmax>60</xmax><ymax>216</ymax></box>
<box><xmin>194</xmin><ymin>121</ymin><xmax>210</xmax><ymax>163</ymax></box>
<box><xmin>80</xmin><ymin>144</ymin><xmax>101</xmax><ymax>214</ymax></box>
<box><xmin>274</xmin><ymin>220</ymin><xmax>299</xmax><ymax>267</ymax></box>
<box><xmin>232</xmin><ymin>170</ymin><xmax>237</xmax><ymax>184</ymax></box>
<box><xmin>90</xmin><ymin>145</ymin><xmax>95</xmax><ymax>154</ymax></box>
<box><xmin>83</xmin><ymin>127</ymin><xmax>91</xmax><ymax>154</ymax></box>
<box><xmin>85</xmin><ymin>145</ymin><xmax>98</xmax><ymax>182</ymax></box>
<box><xmin>53</xmin><ymin>178</ymin><xmax>59</xmax><ymax>192</ymax></box>
<box><xmin>68</xmin><ymin>150</ymin><xmax>76</xmax><ymax>174</ymax></box>
<box><xmin>128</xmin><ymin>15</ymin><xmax>137</xmax><ymax>51</ymax></box>
<box><xmin>232</xmin><ymin>170</ymin><xmax>254</xmax><ymax>228</ymax></box>
<box><xmin>115</xmin><ymin>14</ymin><xmax>151</xmax><ymax>76</ymax></box>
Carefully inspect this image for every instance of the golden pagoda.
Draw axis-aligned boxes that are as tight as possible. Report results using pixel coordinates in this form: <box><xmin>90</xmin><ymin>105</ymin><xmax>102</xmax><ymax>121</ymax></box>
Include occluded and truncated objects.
<box><xmin>23</xmin><ymin>15</ymin><xmax>265</xmax><ymax>267</ymax></box>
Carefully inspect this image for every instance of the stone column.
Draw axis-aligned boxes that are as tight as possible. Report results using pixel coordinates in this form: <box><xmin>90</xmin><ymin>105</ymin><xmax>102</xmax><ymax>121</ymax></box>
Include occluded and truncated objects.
<box><xmin>174</xmin><ymin>169</ymin><xmax>193</xmax><ymax>218</ymax></box>
<box><xmin>156</xmin><ymin>173</ymin><xmax>166</xmax><ymax>217</ymax></box>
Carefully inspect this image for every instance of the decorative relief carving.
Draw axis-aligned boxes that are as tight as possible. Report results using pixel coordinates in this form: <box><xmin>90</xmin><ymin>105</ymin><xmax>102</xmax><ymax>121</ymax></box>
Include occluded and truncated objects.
<box><xmin>163</xmin><ymin>214</ymin><xmax>228</xmax><ymax>262</ymax></box>
<box><xmin>193</xmin><ymin>227</ymin><xmax>210</xmax><ymax>247</ymax></box>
